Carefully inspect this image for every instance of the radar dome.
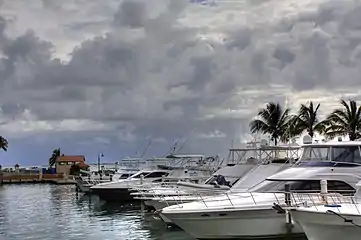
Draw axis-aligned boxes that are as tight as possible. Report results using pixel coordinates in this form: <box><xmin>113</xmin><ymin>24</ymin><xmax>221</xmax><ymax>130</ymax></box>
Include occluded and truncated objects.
<box><xmin>302</xmin><ymin>135</ymin><xmax>312</xmax><ymax>144</ymax></box>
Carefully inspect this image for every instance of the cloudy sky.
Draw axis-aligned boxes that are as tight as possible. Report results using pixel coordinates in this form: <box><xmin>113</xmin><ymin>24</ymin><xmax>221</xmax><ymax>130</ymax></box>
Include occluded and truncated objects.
<box><xmin>0</xmin><ymin>0</ymin><xmax>361</xmax><ymax>166</ymax></box>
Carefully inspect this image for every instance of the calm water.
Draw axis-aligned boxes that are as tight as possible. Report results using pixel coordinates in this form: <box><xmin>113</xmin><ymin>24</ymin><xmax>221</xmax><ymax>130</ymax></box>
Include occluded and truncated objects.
<box><xmin>0</xmin><ymin>184</ymin><xmax>306</xmax><ymax>240</ymax></box>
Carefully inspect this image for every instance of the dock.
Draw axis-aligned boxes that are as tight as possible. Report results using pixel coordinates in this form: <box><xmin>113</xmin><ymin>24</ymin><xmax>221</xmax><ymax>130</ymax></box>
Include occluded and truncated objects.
<box><xmin>0</xmin><ymin>173</ymin><xmax>76</xmax><ymax>185</ymax></box>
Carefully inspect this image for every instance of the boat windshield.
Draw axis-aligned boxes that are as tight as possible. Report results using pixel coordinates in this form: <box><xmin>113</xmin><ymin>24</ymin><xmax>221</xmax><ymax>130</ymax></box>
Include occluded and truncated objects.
<box><xmin>131</xmin><ymin>171</ymin><xmax>169</xmax><ymax>179</ymax></box>
<box><xmin>204</xmin><ymin>175</ymin><xmax>232</xmax><ymax>187</ymax></box>
<box><xmin>250</xmin><ymin>179</ymin><xmax>355</xmax><ymax>194</ymax></box>
<box><xmin>118</xmin><ymin>173</ymin><xmax>132</xmax><ymax>179</ymax></box>
<box><xmin>301</xmin><ymin>147</ymin><xmax>329</xmax><ymax>161</ymax></box>
<box><xmin>300</xmin><ymin>145</ymin><xmax>361</xmax><ymax>164</ymax></box>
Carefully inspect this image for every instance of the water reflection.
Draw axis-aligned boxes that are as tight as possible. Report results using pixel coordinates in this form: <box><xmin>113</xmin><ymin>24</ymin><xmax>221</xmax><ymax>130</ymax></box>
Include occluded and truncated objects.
<box><xmin>0</xmin><ymin>184</ymin><xmax>193</xmax><ymax>240</ymax></box>
<box><xmin>0</xmin><ymin>184</ymin><xmax>306</xmax><ymax>240</ymax></box>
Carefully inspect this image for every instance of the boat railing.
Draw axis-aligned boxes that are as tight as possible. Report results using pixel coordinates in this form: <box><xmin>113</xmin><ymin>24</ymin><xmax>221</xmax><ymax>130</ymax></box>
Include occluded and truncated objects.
<box><xmin>153</xmin><ymin>189</ymin><xmax>356</xmax><ymax>209</ymax></box>
<box><xmin>75</xmin><ymin>176</ymin><xmax>111</xmax><ymax>186</ymax></box>
<box><xmin>287</xmin><ymin>191</ymin><xmax>361</xmax><ymax>214</ymax></box>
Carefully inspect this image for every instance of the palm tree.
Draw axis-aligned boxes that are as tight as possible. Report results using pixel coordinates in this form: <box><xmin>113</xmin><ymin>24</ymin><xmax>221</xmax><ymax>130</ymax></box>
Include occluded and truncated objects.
<box><xmin>49</xmin><ymin>148</ymin><xmax>61</xmax><ymax>167</ymax></box>
<box><xmin>249</xmin><ymin>102</ymin><xmax>291</xmax><ymax>145</ymax></box>
<box><xmin>322</xmin><ymin>99</ymin><xmax>361</xmax><ymax>140</ymax></box>
<box><xmin>288</xmin><ymin>102</ymin><xmax>325</xmax><ymax>138</ymax></box>
<box><xmin>0</xmin><ymin>136</ymin><xmax>8</xmax><ymax>152</ymax></box>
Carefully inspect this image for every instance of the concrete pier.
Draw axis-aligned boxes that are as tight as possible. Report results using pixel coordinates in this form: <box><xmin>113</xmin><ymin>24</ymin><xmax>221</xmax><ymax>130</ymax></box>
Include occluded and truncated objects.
<box><xmin>0</xmin><ymin>173</ymin><xmax>76</xmax><ymax>185</ymax></box>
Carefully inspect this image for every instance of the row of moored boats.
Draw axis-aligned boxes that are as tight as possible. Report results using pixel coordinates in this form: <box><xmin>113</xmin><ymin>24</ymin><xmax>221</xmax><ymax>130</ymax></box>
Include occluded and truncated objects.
<box><xmin>76</xmin><ymin>135</ymin><xmax>361</xmax><ymax>240</ymax></box>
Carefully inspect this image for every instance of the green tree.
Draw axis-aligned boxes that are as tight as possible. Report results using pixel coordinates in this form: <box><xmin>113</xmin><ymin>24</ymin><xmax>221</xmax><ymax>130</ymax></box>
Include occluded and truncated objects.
<box><xmin>49</xmin><ymin>148</ymin><xmax>61</xmax><ymax>167</ymax></box>
<box><xmin>288</xmin><ymin>102</ymin><xmax>325</xmax><ymax>138</ymax></box>
<box><xmin>0</xmin><ymin>136</ymin><xmax>8</xmax><ymax>152</ymax></box>
<box><xmin>249</xmin><ymin>102</ymin><xmax>291</xmax><ymax>145</ymax></box>
<box><xmin>322</xmin><ymin>99</ymin><xmax>361</xmax><ymax>140</ymax></box>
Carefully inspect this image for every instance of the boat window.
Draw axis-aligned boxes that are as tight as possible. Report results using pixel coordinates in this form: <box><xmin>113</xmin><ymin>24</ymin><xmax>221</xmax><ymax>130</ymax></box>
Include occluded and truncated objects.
<box><xmin>205</xmin><ymin>175</ymin><xmax>233</xmax><ymax>187</ymax></box>
<box><xmin>118</xmin><ymin>174</ymin><xmax>131</xmax><ymax>179</ymax></box>
<box><xmin>249</xmin><ymin>180</ymin><xmax>280</xmax><ymax>192</ymax></box>
<box><xmin>332</xmin><ymin>146</ymin><xmax>361</xmax><ymax>163</ymax></box>
<box><xmin>252</xmin><ymin>180</ymin><xmax>355</xmax><ymax>194</ymax></box>
<box><xmin>301</xmin><ymin>147</ymin><xmax>329</xmax><ymax>161</ymax></box>
<box><xmin>206</xmin><ymin>175</ymin><xmax>231</xmax><ymax>187</ymax></box>
<box><xmin>130</xmin><ymin>171</ymin><xmax>169</xmax><ymax>178</ymax></box>
<box><xmin>144</xmin><ymin>171</ymin><xmax>169</xmax><ymax>178</ymax></box>
<box><xmin>131</xmin><ymin>172</ymin><xmax>152</xmax><ymax>178</ymax></box>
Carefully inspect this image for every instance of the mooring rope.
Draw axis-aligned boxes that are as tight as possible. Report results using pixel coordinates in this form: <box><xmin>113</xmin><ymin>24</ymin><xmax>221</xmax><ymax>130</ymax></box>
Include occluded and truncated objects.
<box><xmin>326</xmin><ymin>210</ymin><xmax>361</xmax><ymax>229</ymax></box>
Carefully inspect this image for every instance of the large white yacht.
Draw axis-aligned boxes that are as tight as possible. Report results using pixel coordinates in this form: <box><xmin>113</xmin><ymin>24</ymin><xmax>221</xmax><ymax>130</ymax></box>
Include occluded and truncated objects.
<box><xmin>132</xmin><ymin>143</ymin><xmax>300</xmax><ymax>212</ymax></box>
<box><xmin>132</xmin><ymin>164</ymin><xmax>256</xmax><ymax>211</ymax></box>
<box><xmin>159</xmin><ymin>136</ymin><xmax>361</xmax><ymax>239</ymax></box>
<box><xmin>90</xmin><ymin>154</ymin><xmax>220</xmax><ymax>202</ymax></box>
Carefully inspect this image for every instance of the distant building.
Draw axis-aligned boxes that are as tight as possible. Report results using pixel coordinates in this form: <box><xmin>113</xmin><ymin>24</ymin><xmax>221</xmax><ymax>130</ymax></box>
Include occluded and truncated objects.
<box><xmin>55</xmin><ymin>155</ymin><xmax>88</xmax><ymax>174</ymax></box>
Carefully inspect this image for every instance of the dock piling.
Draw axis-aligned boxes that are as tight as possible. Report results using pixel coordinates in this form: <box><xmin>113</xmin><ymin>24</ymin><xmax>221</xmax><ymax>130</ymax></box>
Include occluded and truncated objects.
<box><xmin>284</xmin><ymin>183</ymin><xmax>293</xmax><ymax>238</ymax></box>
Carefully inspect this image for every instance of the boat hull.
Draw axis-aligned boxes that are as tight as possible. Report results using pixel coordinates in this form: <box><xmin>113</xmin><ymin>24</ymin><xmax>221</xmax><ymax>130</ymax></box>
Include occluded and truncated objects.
<box><xmin>144</xmin><ymin>199</ymin><xmax>168</xmax><ymax>211</ymax></box>
<box><xmin>76</xmin><ymin>184</ymin><xmax>92</xmax><ymax>193</ymax></box>
<box><xmin>161</xmin><ymin>208</ymin><xmax>304</xmax><ymax>239</ymax></box>
<box><xmin>91</xmin><ymin>188</ymin><xmax>137</xmax><ymax>202</ymax></box>
<box><xmin>292</xmin><ymin>209</ymin><xmax>361</xmax><ymax>240</ymax></box>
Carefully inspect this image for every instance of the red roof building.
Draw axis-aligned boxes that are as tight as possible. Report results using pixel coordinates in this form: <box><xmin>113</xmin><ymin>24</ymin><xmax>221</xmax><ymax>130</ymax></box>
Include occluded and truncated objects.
<box><xmin>55</xmin><ymin>155</ymin><xmax>87</xmax><ymax>174</ymax></box>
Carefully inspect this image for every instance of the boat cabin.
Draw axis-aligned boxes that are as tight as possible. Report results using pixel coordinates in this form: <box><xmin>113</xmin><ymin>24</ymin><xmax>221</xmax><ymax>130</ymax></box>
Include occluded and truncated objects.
<box><xmin>297</xmin><ymin>135</ymin><xmax>361</xmax><ymax>167</ymax></box>
<box><xmin>249</xmin><ymin>135</ymin><xmax>361</xmax><ymax>196</ymax></box>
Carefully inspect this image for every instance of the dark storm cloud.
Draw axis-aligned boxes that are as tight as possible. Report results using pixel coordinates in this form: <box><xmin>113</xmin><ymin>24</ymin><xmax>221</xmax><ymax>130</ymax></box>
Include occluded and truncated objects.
<box><xmin>0</xmin><ymin>103</ymin><xmax>26</xmax><ymax>118</ymax></box>
<box><xmin>113</xmin><ymin>0</ymin><xmax>147</xmax><ymax>28</ymax></box>
<box><xmin>225</xmin><ymin>28</ymin><xmax>252</xmax><ymax>51</ymax></box>
<box><xmin>0</xmin><ymin>15</ymin><xmax>6</xmax><ymax>39</ymax></box>
<box><xmin>3</xmin><ymin>0</ymin><xmax>361</xmax><ymax>161</ymax></box>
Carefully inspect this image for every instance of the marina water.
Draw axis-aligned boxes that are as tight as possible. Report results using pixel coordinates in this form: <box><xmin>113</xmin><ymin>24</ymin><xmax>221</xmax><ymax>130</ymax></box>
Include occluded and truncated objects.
<box><xmin>0</xmin><ymin>184</ymin><xmax>306</xmax><ymax>240</ymax></box>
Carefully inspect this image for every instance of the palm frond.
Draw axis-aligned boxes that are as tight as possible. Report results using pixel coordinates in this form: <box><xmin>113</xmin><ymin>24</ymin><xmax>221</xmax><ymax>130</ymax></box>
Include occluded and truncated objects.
<box><xmin>249</xmin><ymin>119</ymin><xmax>269</xmax><ymax>134</ymax></box>
<box><xmin>291</xmin><ymin>101</ymin><xmax>322</xmax><ymax>138</ymax></box>
<box><xmin>327</xmin><ymin>109</ymin><xmax>348</xmax><ymax>127</ymax></box>
<box><xmin>0</xmin><ymin>136</ymin><xmax>8</xmax><ymax>152</ymax></box>
<box><xmin>249</xmin><ymin>102</ymin><xmax>290</xmax><ymax>145</ymax></box>
<box><xmin>340</xmin><ymin>99</ymin><xmax>352</xmax><ymax>119</ymax></box>
<box><xmin>323</xmin><ymin>99</ymin><xmax>361</xmax><ymax>140</ymax></box>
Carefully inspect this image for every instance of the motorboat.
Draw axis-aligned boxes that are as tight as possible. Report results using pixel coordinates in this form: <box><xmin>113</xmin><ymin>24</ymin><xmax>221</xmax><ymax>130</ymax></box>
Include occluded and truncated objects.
<box><xmin>290</xmin><ymin>181</ymin><xmax>361</xmax><ymax>240</ymax></box>
<box><xmin>90</xmin><ymin>154</ymin><xmax>220</xmax><ymax>202</ymax></box>
<box><xmin>159</xmin><ymin>136</ymin><xmax>361</xmax><ymax>239</ymax></box>
<box><xmin>133</xmin><ymin>143</ymin><xmax>300</xmax><ymax>212</ymax></box>
<box><xmin>131</xmin><ymin>163</ymin><xmax>255</xmax><ymax>211</ymax></box>
<box><xmin>90</xmin><ymin>168</ymin><xmax>172</xmax><ymax>202</ymax></box>
<box><xmin>74</xmin><ymin>167</ymin><xmax>139</xmax><ymax>193</ymax></box>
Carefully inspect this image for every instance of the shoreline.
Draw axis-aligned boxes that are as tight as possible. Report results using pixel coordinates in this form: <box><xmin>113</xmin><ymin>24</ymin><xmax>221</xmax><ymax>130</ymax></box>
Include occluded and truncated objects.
<box><xmin>0</xmin><ymin>173</ymin><xmax>76</xmax><ymax>185</ymax></box>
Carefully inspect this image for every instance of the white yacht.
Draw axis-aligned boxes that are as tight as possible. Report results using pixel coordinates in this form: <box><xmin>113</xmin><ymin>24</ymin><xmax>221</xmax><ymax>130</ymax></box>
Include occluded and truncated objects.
<box><xmin>74</xmin><ymin>167</ymin><xmax>139</xmax><ymax>193</ymax></box>
<box><xmin>133</xmin><ymin>144</ymin><xmax>300</xmax><ymax>212</ymax></box>
<box><xmin>291</xmin><ymin>181</ymin><xmax>361</xmax><ymax>240</ymax></box>
<box><xmin>90</xmin><ymin>154</ymin><xmax>219</xmax><ymax>202</ymax></box>
<box><xmin>159</xmin><ymin>136</ymin><xmax>361</xmax><ymax>239</ymax></box>
<box><xmin>132</xmin><ymin>164</ymin><xmax>255</xmax><ymax>211</ymax></box>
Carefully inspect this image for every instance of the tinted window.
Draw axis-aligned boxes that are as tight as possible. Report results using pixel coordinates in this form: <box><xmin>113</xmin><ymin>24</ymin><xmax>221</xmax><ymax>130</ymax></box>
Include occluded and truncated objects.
<box><xmin>332</xmin><ymin>146</ymin><xmax>361</xmax><ymax>163</ymax></box>
<box><xmin>144</xmin><ymin>172</ymin><xmax>168</xmax><ymax>178</ymax></box>
<box><xmin>301</xmin><ymin>147</ymin><xmax>329</xmax><ymax>161</ymax></box>
<box><xmin>119</xmin><ymin>174</ymin><xmax>131</xmax><ymax>179</ymax></box>
<box><xmin>131</xmin><ymin>172</ymin><xmax>152</xmax><ymax>178</ymax></box>
<box><xmin>278</xmin><ymin>180</ymin><xmax>355</xmax><ymax>194</ymax></box>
